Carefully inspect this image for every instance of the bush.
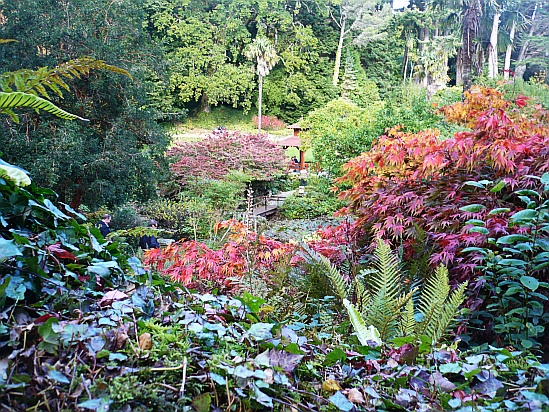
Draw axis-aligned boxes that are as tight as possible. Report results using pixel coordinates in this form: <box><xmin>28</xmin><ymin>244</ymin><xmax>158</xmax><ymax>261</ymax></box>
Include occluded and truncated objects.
<box><xmin>138</xmin><ymin>198</ymin><xmax>188</xmax><ymax>239</ymax></box>
<box><xmin>112</xmin><ymin>203</ymin><xmax>143</xmax><ymax>230</ymax></box>
<box><xmin>252</xmin><ymin>115</ymin><xmax>286</xmax><ymax>130</ymax></box>
<box><xmin>279</xmin><ymin>175</ymin><xmax>345</xmax><ymax>219</ymax></box>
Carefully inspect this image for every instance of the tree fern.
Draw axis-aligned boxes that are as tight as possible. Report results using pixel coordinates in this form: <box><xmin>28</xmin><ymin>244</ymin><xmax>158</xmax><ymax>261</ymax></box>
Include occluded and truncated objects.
<box><xmin>0</xmin><ymin>57</ymin><xmax>131</xmax><ymax>98</ymax></box>
<box><xmin>0</xmin><ymin>92</ymin><xmax>88</xmax><ymax>123</ymax></box>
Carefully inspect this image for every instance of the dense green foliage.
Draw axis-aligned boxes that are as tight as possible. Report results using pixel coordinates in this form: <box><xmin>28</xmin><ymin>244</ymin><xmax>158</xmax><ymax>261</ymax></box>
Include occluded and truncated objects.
<box><xmin>0</xmin><ymin>0</ymin><xmax>170</xmax><ymax>209</ymax></box>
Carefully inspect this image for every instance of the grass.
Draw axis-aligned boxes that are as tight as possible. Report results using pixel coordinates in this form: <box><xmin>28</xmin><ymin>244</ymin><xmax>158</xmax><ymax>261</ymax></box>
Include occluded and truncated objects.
<box><xmin>168</xmin><ymin>106</ymin><xmax>291</xmax><ymax>141</ymax></box>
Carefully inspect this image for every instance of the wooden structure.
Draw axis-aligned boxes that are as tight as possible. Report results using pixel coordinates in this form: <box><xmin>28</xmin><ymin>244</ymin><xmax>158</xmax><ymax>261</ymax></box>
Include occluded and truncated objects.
<box><xmin>274</xmin><ymin>123</ymin><xmax>308</xmax><ymax>171</ymax></box>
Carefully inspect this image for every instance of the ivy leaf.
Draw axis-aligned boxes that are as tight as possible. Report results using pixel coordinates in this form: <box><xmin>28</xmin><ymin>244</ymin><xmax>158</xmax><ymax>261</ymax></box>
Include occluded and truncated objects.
<box><xmin>77</xmin><ymin>397</ymin><xmax>112</xmax><ymax>411</ymax></box>
<box><xmin>0</xmin><ymin>238</ymin><xmax>23</xmax><ymax>260</ymax></box>
<box><xmin>253</xmin><ymin>385</ymin><xmax>273</xmax><ymax>408</ymax></box>
<box><xmin>37</xmin><ymin>317</ymin><xmax>60</xmax><ymax>354</ymax></box>
<box><xmin>324</xmin><ymin>347</ymin><xmax>347</xmax><ymax>366</ymax></box>
<box><xmin>269</xmin><ymin>350</ymin><xmax>303</xmax><ymax>373</ymax></box>
<box><xmin>47</xmin><ymin>369</ymin><xmax>70</xmax><ymax>384</ymax></box>
<box><xmin>246</xmin><ymin>323</ymin><xmax>274</xmax><ymax>340</ymax></box>
<box><xmin>329</xmin><ymin>391</ymin><xmax>354</xmax><ymax>412</ymax></box>
<box><xmin>238</xmin><ymin>291</ymin><xmax>265</xmax><ymax>314</ymax></box>
<box><xmin>473</xmin><ymin>378</ymin><xmax>504</xmax><ymax>399</ymax></box>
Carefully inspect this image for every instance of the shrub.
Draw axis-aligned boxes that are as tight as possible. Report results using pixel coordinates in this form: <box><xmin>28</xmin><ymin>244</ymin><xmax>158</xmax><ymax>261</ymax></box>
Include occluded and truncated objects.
<box><xmin>336</xmin><ymin>87</ymin><xmax>549</xmax><ymax>285</ymax></box>
<box><xmin>167</xmin><ymin>130</ymin><xmax>286</xmax><ymax>189</ymax></box>
<box><xmin>112</xmin><ymin>202</ymin><xmax>143</xmax><ymax>230</ymax></box>
<box><xmin>252</xmin><ymin>115</ymin><xmax>286</xmax><ymax>130</ymax></box>
<box><xmin>142</xmin><ymin>220</ymin><xmax>295</xmax><ymax>293</ymax></box>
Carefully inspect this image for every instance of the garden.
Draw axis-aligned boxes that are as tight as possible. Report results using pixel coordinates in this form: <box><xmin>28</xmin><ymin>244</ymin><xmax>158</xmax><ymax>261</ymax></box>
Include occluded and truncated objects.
<box><xmin>2</xmin><ymin>1</ymin><xmax>549</xmax><ymax>411</ymax></box>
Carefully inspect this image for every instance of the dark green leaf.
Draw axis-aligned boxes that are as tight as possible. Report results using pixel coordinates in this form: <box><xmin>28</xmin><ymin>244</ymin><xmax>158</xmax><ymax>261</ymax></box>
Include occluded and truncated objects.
<box><xmin>459</xmin><ymin>204</ymin><xmax>485</xmax><ymax>213</ymax></box>
<box><xmin>520</xmin><ymin>276</ymin><xmax>539</xmax><ymax>291</ymax></box>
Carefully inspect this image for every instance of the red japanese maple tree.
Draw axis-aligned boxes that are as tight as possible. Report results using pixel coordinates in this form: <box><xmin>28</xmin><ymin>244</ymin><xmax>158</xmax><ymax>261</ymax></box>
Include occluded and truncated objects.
<box><xmin>143</xmin><ymin>220</ymin><xmax>294</xmax><ymax>291</ymax></box>
<box><xmin>167</xmin><ymin>130</ymin><xmax>286</xmax><ymax>186</ymax></box>
<box><xmin>335</xmin><ymin>87</ymin><xmax>549</xmax><ymax>281</ymax></box>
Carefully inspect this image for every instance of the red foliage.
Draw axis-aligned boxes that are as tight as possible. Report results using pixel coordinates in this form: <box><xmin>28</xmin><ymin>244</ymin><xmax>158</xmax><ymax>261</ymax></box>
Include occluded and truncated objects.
<box><xmin>252</xmin><ymin>115</ymin><xmax>286</xmax><ymax>130</ymax></box>
<box><xmin>142</xmin><ymin>220</ymin><xmax>295</xmax><ymax>291</ymax></box>
<box><xmin>167</xmin><ymin>130</ymin><xmax>286</xmax><ymax>186</ymax></box>
<box><xmin>335</xmin><ymin>87</ymin><xmax>549</xmax><ymax>281</ymax></box>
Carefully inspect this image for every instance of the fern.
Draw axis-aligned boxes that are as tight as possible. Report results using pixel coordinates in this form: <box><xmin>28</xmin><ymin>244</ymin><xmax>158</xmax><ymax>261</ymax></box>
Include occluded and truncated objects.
<box><xmin>308</xmin><ymin>237</ymin><xmax>468</xmax><ymax>344</ymax></box>
<box><xmin>301</xmin><ymin>244</ymin><xmax>350</xmax><ymax>301</ymax></box>
<box><xmin>416</xmin><ymin>265</ymin><xmax>450</xmax><ymax>339</ymax></box>
<box><xmin>400</xmin><ymin>299</ymin><xmax>416</xmax><ymax>337</ymax></box>
<box><xmin>0</xmin><ymin>92</ymin><xmax>88</xmax><ymax>123</ymax></box>
<box><xmin>0</xmin><ymin>57</ymin><xmax>130</xmax><ymax>98</ymax></box>
<box><xmin>343</xmin><ymin>299</ymin><xmax>382</xmax><ymax>346</ymax></box>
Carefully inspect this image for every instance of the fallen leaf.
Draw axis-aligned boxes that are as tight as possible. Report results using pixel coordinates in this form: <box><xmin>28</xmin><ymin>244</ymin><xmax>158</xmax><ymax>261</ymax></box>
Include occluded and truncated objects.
<box><xmin>100</xmin><ymin>290</ymin><xmax>129</xmax><ymax>307</ymax></box>
<box><xmin>322</xmin><ymin>379</ymin><xmax>342</xmax><ymax>392</ymax></box>
<box><xmin>430</xmin><ymin>371</ymin><xmax>456</xmax><ymax>392</ymax></box>
<box><xmin>263</xmin><ymin>368</ymin><xmax>274</xmax><ymax>384</ymax></box>
<box><xmin>138</xmin><ymin>333</ymin><xmax>153</xmax><ymax>350</ymax></box>
<box><xmin>347</xmin><ymin>388</ymin><xmax>365</xmax><ymax>404</ymax></box>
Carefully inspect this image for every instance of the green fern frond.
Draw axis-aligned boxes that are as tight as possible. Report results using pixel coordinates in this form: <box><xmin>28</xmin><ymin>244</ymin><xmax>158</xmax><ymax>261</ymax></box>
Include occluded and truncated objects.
<box><xmin>416</xmin><ymin>265</ymin><xmax>466</xmax><ymax>342</ymax></box>
<box><xmin>0</xmin><ymin>57</ymin><xmax>130</xmax><ymax>97</ymax></box>
<box><xmin>432</xmin><ymin>281</ymin><xmax>468</xmax><ymax>342</ymax></box>
<box><xmin>369</xmin><ymin>238</ymin><xmax>401</xmax><ymax>300</ymax></box>
<box><xmin>343</xmin><ymin>299</ymin><xmax>382</xmax><ymax>346</ymax></box>
<box><xmin>400</xmin><ymin>298</ymin><xmax>416</xmax><ymax>337</ymax></box>
<box><xmin>302</xmin><ymin>245</ymin><xmax>350</xmax><ymax>301</ymax></box>
<box><xmin>354</xmin><ymin>277</ymin><xmax>371</xmax><ymax>314</ymax></box>
<box><xmin>0</xmin><ymin>92</ymin><xmax>88</xmax><ymax>122</ymax></box>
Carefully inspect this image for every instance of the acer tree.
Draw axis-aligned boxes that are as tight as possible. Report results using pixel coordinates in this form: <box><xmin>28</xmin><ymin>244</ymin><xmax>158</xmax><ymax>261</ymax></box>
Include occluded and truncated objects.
<box><xmin>143</xmin><ymin>220</ymin><xmax>294</xmax><ymax>292</ymax></box>
<box><xmin>167</xmin><ymin>130</ymin><xmax>286</xmax><ymax>188</ymax></box>
<box><xmin>336</xmin><ymin>87</ymin><xmax>549</xmax><ymax>282</ymax></box>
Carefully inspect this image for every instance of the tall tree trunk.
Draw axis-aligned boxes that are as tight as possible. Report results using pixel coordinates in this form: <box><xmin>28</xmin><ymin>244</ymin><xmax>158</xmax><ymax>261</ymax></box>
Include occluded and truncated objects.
<box><xmin>488</xmin><ymin>11</ymin><xmax>501</xmax><ymax>78</ymax></box>
<box><xmin>456</xmin><ymin>47</ymin><xmax>464</xmax><ymax>85</ymax></box>
<box><xmin>462</xmin><ymin>0</ymin><xmax>482</xmax><ymax>93</ymax></box>
<box><xmin>257</xmin><ymin>75</ymin><xmax>263</xmax><ymax>134</ymax></box>
<box><xmin>515</xmin><ymin>3</ymin><xmax>538</xmax><ymax>80</ymax></box>
<box><xmin>200</xmin><ymin>92</ymin><xmax>210</xmax><ymax>113</ymax></box>
<box><xmin>333</xmin><ymin>14</ymin><xmax>347</xmax><ymax>86</ymax></box>
<box><xmin>504</xmin><ymin>19</ymin><xmax>517</xmax><ymax>80</ymax></box>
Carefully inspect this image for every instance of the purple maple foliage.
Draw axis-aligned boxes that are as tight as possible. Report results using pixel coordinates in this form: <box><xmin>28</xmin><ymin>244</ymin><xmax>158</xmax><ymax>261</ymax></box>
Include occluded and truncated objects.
<box><xmin>168</xmin><ymin>130</ymin><xmax>286</xmax><ymax>185</ymax></box>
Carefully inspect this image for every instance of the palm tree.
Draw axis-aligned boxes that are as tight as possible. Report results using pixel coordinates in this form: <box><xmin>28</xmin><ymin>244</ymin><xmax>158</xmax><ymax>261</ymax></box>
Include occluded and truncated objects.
<box><xmin>245</xmin><ymin>37</ymin><xmax>279</xmax><ymax>134</ymax></box>
<box><xmin>461</xmin><ymin>0</ymin><xmax>483</xmax><ymax>92</ymax></box>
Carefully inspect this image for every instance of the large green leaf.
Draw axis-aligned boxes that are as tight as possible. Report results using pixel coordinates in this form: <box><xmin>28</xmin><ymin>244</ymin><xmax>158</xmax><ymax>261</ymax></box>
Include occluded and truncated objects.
<box><xmin>0</xmin><ymin>91</ymin><xmax>88</xmax><ymax>122</ymax></box>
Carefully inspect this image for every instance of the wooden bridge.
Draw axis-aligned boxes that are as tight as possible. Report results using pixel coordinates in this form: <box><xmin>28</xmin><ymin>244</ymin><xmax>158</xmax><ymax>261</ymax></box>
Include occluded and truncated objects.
<box><xmin>251</xmin><ymin>190</ymin><xmax>295</xmax><ymax>217</ymax></box>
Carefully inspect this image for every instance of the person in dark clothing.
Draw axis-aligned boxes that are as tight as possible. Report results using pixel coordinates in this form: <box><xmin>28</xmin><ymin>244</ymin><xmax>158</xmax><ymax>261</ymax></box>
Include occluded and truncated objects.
<box><xmin>139</xmin><ymin>220</ymin><xmax>160</xmax><ymax>250</ymax></box>
<box><xmin>96</xmin><ymin>214</ymin><xmax>111</xmax><ymax>237</ymax></box>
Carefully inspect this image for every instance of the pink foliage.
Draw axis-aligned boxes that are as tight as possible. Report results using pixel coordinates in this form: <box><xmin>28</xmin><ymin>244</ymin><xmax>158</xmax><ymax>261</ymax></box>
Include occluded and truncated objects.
<box><xmin>167</xmin><ymin>130</ymin><xmax>286</xmax><ymax>185</ymax></box>
<box><xmin>252</xmin><ymin>115</ymin><xmax>286</xmax><ymax>130</ymax></box>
